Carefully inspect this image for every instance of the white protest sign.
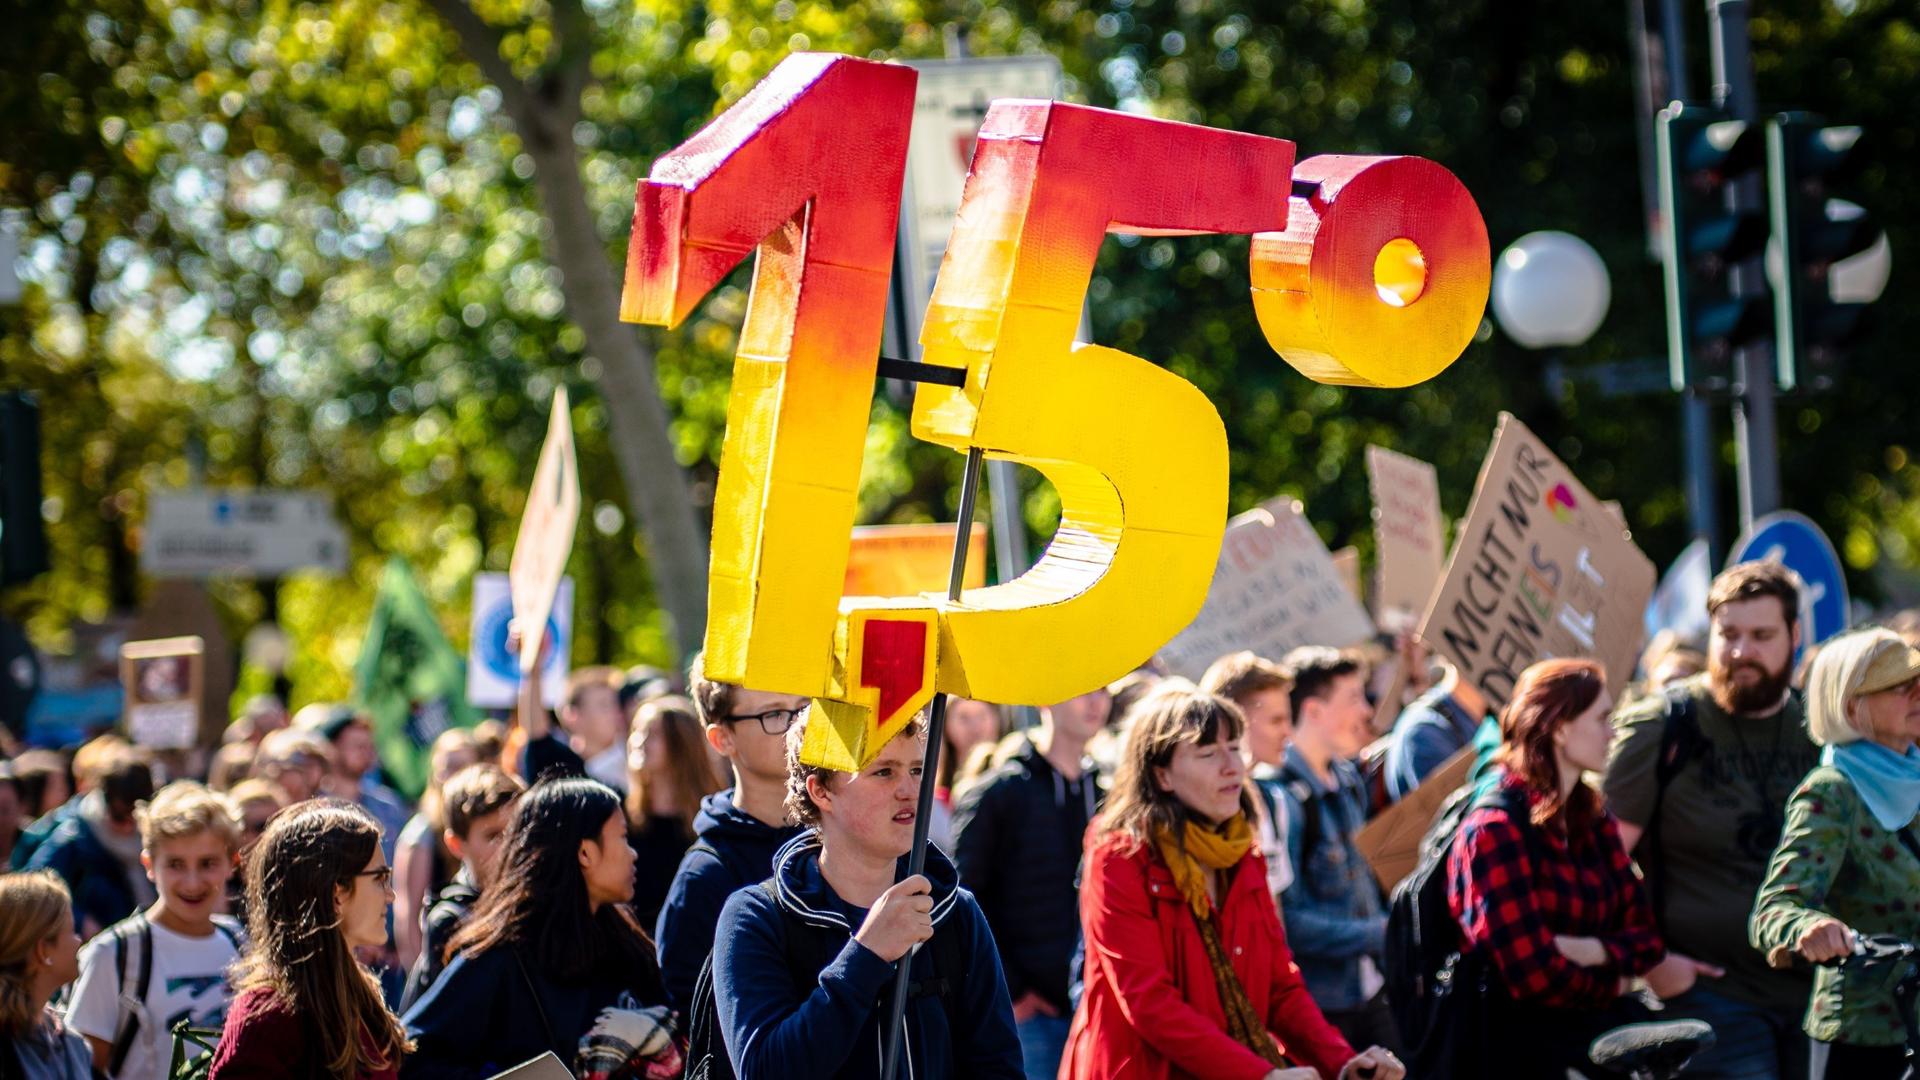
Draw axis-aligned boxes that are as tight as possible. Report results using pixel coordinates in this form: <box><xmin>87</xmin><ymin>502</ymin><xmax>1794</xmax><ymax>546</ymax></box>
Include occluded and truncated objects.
<box><xmin>509</xmin><ymin>389</ymin><xmax>580</xmax><ymax>675</ymax></box>
<box><xmin>1156</xmin><ymin>498</ymin><xmax>1376</xmax><ymax>679</ymax></box>
<box><xmin>1418</xmin><ymin>414</ymin><xmax>1655</xmax><ymax>711</ymax></box>
<box><xmin>1366</xmin><ymin>445</ymin><xmax>1446</xmax><ymax>628</ymax></box>
<box><xmin>467</xmin><ymin>573</ymin><xmax>572</xmax><ymax>709</ymax></box>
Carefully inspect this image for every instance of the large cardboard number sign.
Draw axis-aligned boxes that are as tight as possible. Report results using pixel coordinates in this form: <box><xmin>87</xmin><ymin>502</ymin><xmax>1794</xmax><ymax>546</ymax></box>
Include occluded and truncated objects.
<box><xmin>625</xmin><ymin>53</ymin><xmax>1490</xmax><ymax>769</ymax></box>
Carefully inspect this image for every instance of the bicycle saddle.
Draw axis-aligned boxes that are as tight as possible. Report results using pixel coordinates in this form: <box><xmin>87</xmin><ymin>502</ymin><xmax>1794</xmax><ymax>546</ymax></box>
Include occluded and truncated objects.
<box><xmin>1589</xmin><ymin>1019</ymin><xmax>1717</xmax><ymax>1075</ymax></box>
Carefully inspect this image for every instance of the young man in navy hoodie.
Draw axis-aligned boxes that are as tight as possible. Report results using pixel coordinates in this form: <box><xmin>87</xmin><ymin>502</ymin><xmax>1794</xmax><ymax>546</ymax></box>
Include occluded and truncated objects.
<box><xmin>713</xmin><ymin>714</ymin><xmax>1021</xmax><ymax>1079</ymax></box>
<box><xmin>654</xmin><ymin>653</ymin><xmax>808</xmax><ymax>1014</ymax></box>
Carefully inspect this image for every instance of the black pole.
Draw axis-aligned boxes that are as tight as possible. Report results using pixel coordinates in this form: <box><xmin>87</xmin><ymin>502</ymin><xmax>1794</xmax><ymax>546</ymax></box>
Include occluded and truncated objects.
<box><xmin>1707</xmin><ymin>0</ymin><xmax>1780</xmax><ymax>528</ymax></box>
<box><xmin>878</xmin><ymin>446</ymin><xmax>983</xmax><ymax>1080</ymax></box>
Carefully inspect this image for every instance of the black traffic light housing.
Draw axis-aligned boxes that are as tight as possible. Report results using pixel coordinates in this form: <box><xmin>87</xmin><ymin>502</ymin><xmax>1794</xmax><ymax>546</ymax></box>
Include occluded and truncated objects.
<box><xmin>1656</xmin><ymin>103</ymin><xmax>1771</xmax><ymax>393</ymax></box>
<box><xmin>1768</xmin><ymin>113</ymin><xmax>1877</xmax><ymax>392</ymax></box>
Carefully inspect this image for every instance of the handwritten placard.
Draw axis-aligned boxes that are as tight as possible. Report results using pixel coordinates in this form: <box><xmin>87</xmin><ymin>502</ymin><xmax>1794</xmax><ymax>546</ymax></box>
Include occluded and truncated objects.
<box><xmin>1417</xmin><ymin>414</ymin><xmax>1654</xmax><ymax>711</ymax></box>
<box><xmin>1367</xmin><ymin>445</ymin><xmax>1446</xmax><ymax>627</ymax></box>
<box><xmin>1156</xmin><ymin>498</ymin><xmax>1376</xmax><ymax>679</ymax></box>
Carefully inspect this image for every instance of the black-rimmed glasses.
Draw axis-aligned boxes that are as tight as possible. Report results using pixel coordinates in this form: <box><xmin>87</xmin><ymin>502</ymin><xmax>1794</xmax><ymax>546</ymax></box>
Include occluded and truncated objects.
<box><xmin>724</xmin><ymin>705</ymin><xmax>808</xmax><ymax>736</ymax></box>
<box><xmin>355</xmin><ymin>865</ymin><xmax>395</xmax><ymax>888</ymax></box>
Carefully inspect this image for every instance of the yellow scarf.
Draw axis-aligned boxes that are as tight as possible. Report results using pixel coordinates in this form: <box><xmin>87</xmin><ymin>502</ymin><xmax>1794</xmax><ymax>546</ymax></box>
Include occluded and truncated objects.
<box><xmin>1151</xmin><ymin>814</ymin><xmax>1286</xmax><ymax>1068</ymax></box>
<box><xmin>1153</xmin><ymin>815</ymin><xmax>1253</xmax><ymax>919</ymax></box>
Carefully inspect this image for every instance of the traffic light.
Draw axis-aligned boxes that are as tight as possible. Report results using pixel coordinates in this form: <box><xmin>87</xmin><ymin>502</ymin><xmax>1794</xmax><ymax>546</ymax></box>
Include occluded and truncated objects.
<box><xmin>1768</xmin><ymin>113</ymin><xmax>1879</xmax><ymax>392</ymax></box>
<box><xmin>1</xmin><ymin>391</ymin><xmax>50</xmax><ymax>587</ymax></box>
<box><xmin>1656</xmin><ymin>103</ymin><xmax>1770</xmax><ymax>393</ymax></box>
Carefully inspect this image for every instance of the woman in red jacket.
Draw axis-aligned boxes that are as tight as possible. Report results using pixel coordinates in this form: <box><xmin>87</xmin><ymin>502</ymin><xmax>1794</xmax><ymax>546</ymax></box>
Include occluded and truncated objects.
<box><xmin>1062</xmin><ymin>685</ymin><xmax>1403</xmax><ymax>1080</ymax></box>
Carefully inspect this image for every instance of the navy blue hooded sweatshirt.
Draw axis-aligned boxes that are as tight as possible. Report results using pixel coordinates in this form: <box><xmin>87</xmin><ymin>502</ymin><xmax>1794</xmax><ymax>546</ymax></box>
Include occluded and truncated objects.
<box><xmin>400</xmin><ymin>941</ymin><xmax>665</xmax><ymax>1078</ymax></box>
<box><xmin>655</xmin><ymin>789</ymin><xmax>804</xmax><ymax>1014</ymax></box>
<box><xmin>713</xmin><ymin>832</ymin><xmax>1022</xmax><ymax>1080</ymax></box>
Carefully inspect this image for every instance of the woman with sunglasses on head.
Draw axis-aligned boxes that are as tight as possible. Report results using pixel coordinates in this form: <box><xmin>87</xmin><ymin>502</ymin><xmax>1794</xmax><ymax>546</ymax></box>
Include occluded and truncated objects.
<box><xmin>1752</xmin><ymin>628</ymin><xmax>1920</xmax><ymax>1080</ymax></box>
<box><xmin>210</xmin><ymin>800</ymin><xmax>410</xmax><ymax>1080</ymax></box>
<box><xmin>401</xmin><ymin>777</ymin><xmax>681</xmax><ymax>1080</ymax></box>
<box><xmin>1062</xmin><ymin>684</ymin><xmax>1400</xmax><ymax>1080</ymax></box>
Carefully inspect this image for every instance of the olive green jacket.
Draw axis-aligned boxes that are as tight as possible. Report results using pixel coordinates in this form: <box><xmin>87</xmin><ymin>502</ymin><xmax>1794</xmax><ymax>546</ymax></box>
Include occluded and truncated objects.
<box><xmin>1749</xmin><ymin>765</ymin><xmax>1920</xmax><ymax>1046</ymax></box>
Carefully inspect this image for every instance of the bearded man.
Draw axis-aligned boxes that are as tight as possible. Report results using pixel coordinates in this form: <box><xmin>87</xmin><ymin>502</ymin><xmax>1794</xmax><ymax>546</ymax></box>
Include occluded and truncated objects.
<box><xmin>1605</xmin><ymin>560</ymin><xmax>1816</xmax><ymax>1080</ymax></box>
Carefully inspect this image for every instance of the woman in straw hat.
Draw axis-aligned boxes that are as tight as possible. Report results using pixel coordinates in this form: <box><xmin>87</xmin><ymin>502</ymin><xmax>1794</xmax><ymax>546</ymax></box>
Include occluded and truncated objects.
<box><xmin>1751</xmin><ymin>626</ymin><xmax>1920</xmax><ymax>1079</ymax></box>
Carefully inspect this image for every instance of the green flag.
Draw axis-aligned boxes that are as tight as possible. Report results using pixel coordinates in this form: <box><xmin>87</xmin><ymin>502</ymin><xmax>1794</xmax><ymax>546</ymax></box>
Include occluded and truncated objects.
<box><xmin>352</xmin><ymin>558</ymin><xmax>478</xmax><ymax>799</ymax></box>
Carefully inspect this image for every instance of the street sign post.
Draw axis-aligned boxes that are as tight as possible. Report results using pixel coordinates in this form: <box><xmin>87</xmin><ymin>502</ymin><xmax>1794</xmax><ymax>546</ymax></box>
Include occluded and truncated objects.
<box><xmin>1727</xmin><ymin>510</ymin><xmax>1850</xmax><ymax>650</ymax></box>
<box><xmin>141</xmin><ymin>489</ymin><xmax>348</xmax><ymax>578</ymax></box>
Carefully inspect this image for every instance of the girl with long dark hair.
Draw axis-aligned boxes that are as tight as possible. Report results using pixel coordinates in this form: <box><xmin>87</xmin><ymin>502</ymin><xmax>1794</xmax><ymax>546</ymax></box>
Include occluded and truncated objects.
<box><xmin>1444</xmin><ymin>658</ymin><xmax>1671</xmax><ymax>1078</ymax></box>
<box><xmin>1062</xmin><ymin>685</ymin><xmax>1399</xmax><ymax>1080</ymax></box>
<box><xmin>400</xmin><ymin>777</ymin><xmax>679</xmax><ymax>1079</ymax></box>
<box><xmin>210</xmin><ymin>801</ymin><xmax>411</xmax><ymax>1080</ymax></box>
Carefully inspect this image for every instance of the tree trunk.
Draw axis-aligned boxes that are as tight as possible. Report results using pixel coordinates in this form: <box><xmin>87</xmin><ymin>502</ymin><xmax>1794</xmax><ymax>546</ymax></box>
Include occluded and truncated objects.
<box><xmin>522</xmin><ymin>131</ymin><xmax>710</xmax><ymax>661</ymax></box>
<box><xmin>425</xmin><ymin>0</ymin><xmax>710</xmax><ymax>662</ymax></box>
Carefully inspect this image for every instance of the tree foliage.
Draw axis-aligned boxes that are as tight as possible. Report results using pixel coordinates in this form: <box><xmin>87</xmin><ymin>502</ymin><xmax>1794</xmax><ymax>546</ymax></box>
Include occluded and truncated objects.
<box><xmin>2</xmin><ymin>0</ymin><xmax>1916</xmax><ymax>711</ymax></box>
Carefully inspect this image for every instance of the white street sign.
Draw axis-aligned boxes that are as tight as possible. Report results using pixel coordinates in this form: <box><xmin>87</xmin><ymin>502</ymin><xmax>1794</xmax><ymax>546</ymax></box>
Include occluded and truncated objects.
<box><xmin>142</xmin><ymin>489</ymin><xmax>348</xmax><ymax>578</ymax></box>
<box><xmin>894</xmin><ymin>56</ymin><xmax>1064</xmax><ymax>358</ymax></box>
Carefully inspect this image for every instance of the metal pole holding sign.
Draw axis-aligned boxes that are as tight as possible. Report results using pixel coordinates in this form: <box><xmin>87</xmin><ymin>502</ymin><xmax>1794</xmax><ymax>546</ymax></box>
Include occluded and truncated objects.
<box><xmin>878</xmin><ymin>446</ymin><xmax>982</xmax><ymax>1080</ymax></box>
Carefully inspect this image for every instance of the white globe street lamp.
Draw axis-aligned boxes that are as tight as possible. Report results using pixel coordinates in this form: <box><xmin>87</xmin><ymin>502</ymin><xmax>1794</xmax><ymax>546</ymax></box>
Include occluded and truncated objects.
<box><xmin>1491</xmin><ymin>231</ymin><xmax>1612</xmax><ymax>349</ymax></box>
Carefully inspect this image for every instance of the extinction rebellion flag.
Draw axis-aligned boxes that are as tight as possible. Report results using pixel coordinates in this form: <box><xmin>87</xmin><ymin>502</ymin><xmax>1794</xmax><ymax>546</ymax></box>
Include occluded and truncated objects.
<box><xmin>353</xmin><ymin>558</ymin><xmax>478</xmax><ymax>799</ymax></box>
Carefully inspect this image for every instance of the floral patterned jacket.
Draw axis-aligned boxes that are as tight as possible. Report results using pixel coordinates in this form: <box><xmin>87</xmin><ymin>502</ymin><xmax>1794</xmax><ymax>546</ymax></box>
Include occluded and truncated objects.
<box><xmin>1750</xmin><ymin>765</ymin><xmax>1920</xmax><ymax>1047</ymax></box>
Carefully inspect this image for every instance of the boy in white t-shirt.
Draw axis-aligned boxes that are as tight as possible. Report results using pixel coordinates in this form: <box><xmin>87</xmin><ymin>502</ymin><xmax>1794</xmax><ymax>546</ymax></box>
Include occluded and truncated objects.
<box><xmin>66</xmin><ymin>781</ymin><xmax>246</xmax><ymax>1079</ymax></box>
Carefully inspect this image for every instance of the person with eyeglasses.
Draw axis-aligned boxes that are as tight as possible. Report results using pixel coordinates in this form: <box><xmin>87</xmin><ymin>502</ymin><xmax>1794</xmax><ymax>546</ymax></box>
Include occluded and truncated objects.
<box><xmin>210</xmin><ymin>800</ymin><xmax>413</xmax><ymax>1080</ymax></box>
<box><xmin>653</xmin><ymin>652</ymin><xmax>809</xmax><ymax>1016</ymax></box>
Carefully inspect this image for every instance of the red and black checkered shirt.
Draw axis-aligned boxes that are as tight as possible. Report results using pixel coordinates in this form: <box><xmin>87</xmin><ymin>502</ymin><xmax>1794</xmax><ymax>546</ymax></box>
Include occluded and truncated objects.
<box><xmin>1446</xmin><ymin>770</ymin><xmax>1665</xmax><ymax>1009</ymax></box>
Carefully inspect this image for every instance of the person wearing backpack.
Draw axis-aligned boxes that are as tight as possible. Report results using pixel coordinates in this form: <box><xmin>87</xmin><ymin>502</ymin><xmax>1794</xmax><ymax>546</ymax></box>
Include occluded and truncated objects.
<box><xmin>397</xmin><ymin>764</ymin><xmax>524</xmax><ymax>1011</ymax></box>
<box><xmin>1446</xmin><ymin>658</ymin><xmax>1670</xmax><ymax>1078</ymax></box>
<box><xmin>707</xmin><ymin>712</ymin><xmax>1022</xmax><ymax>1080</ymax></box>
<box><xmin>654</xmin><ymin>653</ymin><xmax>807</xmax><ymax>1016</ymax></box>
<box><xmin>1063</xmin><ymin>684</ymin><xmax>1400</xmax><ymax>1080</ymax></box>
<box><xmin>65</xmin><ymin>782</ymin><xmax>246</xmax><ymax>1079</ymax></box>
<box><xmin>1750</xmin><ymin>629</ymin><xmax>1920</xmax><ymax>1080</ymax></box>
<box><xmin>1605</xmin><ymin>561</ymin><xmax>1818</xmax><ymax>1080</ymax></box>
<box><xmin>950</xmin><ymin>684</ymin><xmax>1108</xmax><ymax>1080</ymax></box>
<box><xmin>1272</xmin><ymin>647</ymin><xmax>1402</xmax><ymax>1058</ymax></box>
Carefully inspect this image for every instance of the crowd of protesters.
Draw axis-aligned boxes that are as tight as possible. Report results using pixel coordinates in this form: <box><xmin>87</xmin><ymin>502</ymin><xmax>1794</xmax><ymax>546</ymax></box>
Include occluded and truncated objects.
<box><xmin>6</xmin><ymin>556</ymin><xmax>1920</xmax><ymax>1080</ymax></box>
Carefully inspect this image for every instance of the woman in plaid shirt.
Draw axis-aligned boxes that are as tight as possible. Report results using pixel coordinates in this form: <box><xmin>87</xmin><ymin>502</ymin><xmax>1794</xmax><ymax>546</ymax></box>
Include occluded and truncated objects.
<box><xmin>1445</xmin><ymin>659</ymin><xmax>1672</xmax><ymax>1077</ymax></box>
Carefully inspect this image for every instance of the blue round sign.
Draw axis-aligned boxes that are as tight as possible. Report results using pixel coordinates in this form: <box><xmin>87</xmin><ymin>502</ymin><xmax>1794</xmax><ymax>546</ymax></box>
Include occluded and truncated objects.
<box><xmin>1727</xmin><ymin>511</ymin><xmax>1850</xmax><ymax>648</ymax></box>
<box><xmin>475</xmin><ymin>596</ymin><xmax>563</xmax><ymax>683</ymax></box>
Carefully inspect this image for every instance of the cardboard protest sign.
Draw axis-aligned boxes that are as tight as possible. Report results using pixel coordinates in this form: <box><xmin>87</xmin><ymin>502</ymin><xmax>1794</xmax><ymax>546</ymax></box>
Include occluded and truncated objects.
<box><xmin>1156</xmin><ymin>499</ymin><xmax>1377</xmax><ymax>679</ymax></box>
<box><xmin>1366</xmin><ymin>445</ymin><xmax>1446</xmax><ymax>627</ymax></box>
<box><xmin>843</xmin><ymin>524</ymin><xmax>989</xmax><ymax>597</ymax></box>
<box><xmin>1357</xmin><ymin>745</ymin><xmax>1474</xmax><ymax>892</ymax></box>
<box><xmin>1330</xmin><ymin>546</ymin><xmax>1364</xmax><ymax>606</ymax></box>
<box><xmin>121</xmin><ymin>636</ymin><xmax>203</xmax><ymax>749</ymax></box>
<box><xmin>1418</xmin><ymin>413</ymin><xmax>1655</xmax><ymax>711</ymax></box>
<box><xmin>509</xmin><ymin>388</ymin><xmax>580</xmax><ymax>675</ymax></box>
